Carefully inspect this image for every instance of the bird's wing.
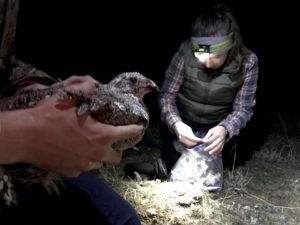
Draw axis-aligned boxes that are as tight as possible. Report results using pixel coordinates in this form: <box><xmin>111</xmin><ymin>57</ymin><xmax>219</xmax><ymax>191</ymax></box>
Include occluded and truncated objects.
<box><xmin>88</xmin><ymin>88</ymin><xmax>149</xmax><ymax>126</ymax></box>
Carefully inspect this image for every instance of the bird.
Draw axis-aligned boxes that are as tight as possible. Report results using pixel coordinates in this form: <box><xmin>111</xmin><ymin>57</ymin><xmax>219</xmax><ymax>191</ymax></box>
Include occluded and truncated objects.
<box><xmin>70</xmin><ymin>71</ymin><xmax>159</xmax><ymax>150</ymax></box>
<box><xmin>0</xmin><ymin>71</ymin><xmax>159</xmax><ymax>206</ymax></box>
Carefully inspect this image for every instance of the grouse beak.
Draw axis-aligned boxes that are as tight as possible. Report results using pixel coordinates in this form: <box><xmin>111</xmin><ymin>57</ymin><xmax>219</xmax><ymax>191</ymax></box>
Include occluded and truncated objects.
<box><xmin>148</xmin><ymin>80</ymin><xmax>160</xmax><ymax>92</ymax></box>
<box><xmin>137</xmin><ymin>80</ymin><xmax>159</xmax><ymax>99</ymax></box>
<box><xmin>151</xmin><ymin>84</ymin><xmax>160</xmax><ymax>92</ymax></box>
<box><xmin>143</xmin><ymin>82</ymin><xmax>159</xmax><ymax>96</ymax></box>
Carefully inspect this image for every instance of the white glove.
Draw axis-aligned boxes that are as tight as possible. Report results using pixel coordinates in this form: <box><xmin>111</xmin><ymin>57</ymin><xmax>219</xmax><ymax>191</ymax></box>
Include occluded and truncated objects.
<box><xmin>172</xmin><ymin>121</ymin><xmax>202</xmax><ymax>147</ymax></box>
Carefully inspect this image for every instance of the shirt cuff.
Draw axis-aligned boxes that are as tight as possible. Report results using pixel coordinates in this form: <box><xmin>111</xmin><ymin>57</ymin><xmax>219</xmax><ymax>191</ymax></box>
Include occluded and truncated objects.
<box><xmin>218</xmin><ymin>122</ymin><xmax>232</xmax><ymax>141</ymax></box>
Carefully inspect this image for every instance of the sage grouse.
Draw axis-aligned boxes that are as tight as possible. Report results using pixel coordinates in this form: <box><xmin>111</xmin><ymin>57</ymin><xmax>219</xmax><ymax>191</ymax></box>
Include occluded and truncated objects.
<box><xmin>0</xmin><ymin>72</ymin><xmax>159</xmax><ymax>206</ymax></box>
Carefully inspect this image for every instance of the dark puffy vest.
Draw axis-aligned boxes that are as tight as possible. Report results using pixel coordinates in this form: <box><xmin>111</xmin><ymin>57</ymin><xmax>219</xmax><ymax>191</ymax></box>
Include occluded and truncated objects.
<box><xmin>177</xmin><ymin>40</ymin><xmax>245</xmax><ymax>124</ymax></box>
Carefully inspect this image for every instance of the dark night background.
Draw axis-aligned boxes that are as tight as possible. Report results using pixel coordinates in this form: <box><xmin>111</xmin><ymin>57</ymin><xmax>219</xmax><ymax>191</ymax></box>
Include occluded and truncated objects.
<box><xmin>14</xmin><ymin>1</ymin><xmax>298</xmax><ymax>162</ymax></box>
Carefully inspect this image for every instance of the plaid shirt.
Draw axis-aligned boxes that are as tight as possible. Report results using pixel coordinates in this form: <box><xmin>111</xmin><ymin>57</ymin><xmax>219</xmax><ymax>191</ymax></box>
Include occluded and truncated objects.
<box><xmin>159</xmin><ymin>42</ymin><xmax>259</xmax><ymax>139</ymax></box>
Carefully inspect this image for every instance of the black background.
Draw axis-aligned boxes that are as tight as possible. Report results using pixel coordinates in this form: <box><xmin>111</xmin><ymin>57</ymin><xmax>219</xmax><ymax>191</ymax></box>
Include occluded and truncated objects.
<box><xmin>14</xmin><ymin>0</ymin><xmax>299</xmax><ymax>153</ymax></box>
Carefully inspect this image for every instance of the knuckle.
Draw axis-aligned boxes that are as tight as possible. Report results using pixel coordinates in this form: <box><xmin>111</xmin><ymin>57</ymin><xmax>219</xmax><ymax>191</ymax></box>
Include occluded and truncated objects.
<box><xmin>83</xmin><ymin>75</ymin><xmax>93</xmax><ymax>80</ymax></box>
<box><xmin>69</xmin><ymin>75</ymin><xmax>80</xmax><ymax>80</ymax></box>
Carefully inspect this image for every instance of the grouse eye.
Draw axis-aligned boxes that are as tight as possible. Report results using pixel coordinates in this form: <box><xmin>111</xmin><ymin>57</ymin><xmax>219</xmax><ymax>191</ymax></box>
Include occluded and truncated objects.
<box><xmin>129</xmin><ymin>77</ymin><xmax>137</xmax><ymax>83</ymax></box>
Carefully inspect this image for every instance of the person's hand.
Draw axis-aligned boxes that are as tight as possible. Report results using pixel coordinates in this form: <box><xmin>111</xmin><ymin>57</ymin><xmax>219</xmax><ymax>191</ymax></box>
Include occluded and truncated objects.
<box><xmin>52</xmin><ymin>75</ymin><xmax>100</xmax><ymax>94</ymax></box>
<box><xmin>4</xmin><ymin>95</ymin><xmax>143</xmax><ymax>177</ymax></box>
<box><xmin>16</xmin><ymin>75</ymin><xmax>100</xmax><ymax>94</ymax></box>
<box><xmin>202</xmin><ymin>125</ymin><xmax>227</xmax><ymax>155</ymax></box>
<box><xmin>172</xmin><ymin>121</ymin><xmax>202</xmax><ymax>147</ymax></box>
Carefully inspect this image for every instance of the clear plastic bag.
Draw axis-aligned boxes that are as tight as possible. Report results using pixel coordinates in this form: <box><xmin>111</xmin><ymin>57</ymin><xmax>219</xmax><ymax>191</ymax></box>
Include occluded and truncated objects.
<box><xmin>169</xmin><ymin>131</ymin><xmax>223</xmax><ymax>191</ymax></box>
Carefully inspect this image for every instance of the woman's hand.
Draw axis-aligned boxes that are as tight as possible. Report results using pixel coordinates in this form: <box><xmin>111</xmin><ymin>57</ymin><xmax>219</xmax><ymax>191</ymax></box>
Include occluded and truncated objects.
<box><xmin>202</xmin><ymin>125</ymin><xmax>227</xmax><ymax>155</ymax></box>
<box><xmin>172</xmin><ymin>121</ymin><xmax>202</xmax><ymax>147</ymax></box>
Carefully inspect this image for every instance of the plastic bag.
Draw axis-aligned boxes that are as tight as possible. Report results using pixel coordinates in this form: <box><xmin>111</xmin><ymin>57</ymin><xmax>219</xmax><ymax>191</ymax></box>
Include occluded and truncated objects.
<box><xmin>169</xmin><ymin>131</ymin><xmax>223</xmax><ymax>191</ymax></box>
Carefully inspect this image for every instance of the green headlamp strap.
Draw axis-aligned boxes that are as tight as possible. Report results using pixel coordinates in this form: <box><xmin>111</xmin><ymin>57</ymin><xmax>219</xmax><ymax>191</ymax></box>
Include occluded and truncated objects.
<box><xmin>191</xmin><ymin>32</ymin><xmax>234</xmax><ymax>54</ymax></box>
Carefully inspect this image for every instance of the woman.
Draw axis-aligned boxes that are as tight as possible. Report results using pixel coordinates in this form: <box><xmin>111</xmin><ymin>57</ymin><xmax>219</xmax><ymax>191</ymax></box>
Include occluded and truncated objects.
<box><xmin>126</xmin><ymin>3</ymin><xmax>258</xmax><ymax>191</ymax></box>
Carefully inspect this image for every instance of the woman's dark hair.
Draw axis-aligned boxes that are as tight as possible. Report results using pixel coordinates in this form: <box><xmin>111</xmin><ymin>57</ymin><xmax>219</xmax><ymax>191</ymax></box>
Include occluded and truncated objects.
<box><xmin>191</xmin><ymin>4</ymin><xmax>245</xmax><ymax>66</ymax></box>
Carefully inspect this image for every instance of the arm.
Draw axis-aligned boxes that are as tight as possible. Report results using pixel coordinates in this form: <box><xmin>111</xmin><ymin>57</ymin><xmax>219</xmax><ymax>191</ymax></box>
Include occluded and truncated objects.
<box><xmin>218</xmin><ymin>52</ymin><xmax>259</xmax><ymax>139</ymax></box>
<box><xmin>0</xmin><ymin>1</ymin><xmax>143</xmax><ymax>177</ymax></box>
<box><xmin>0</xmin><ymin>91</ymin><xmax>143</xmax><ymax>178</ymax></box>
<box><xmin>159</xmin><ymin>44</ymin><xmax>185</xmax><ymax>128</ymax></box>
<box><xmin>159</xmin><ymin>43</ymin><xmax>202</xmax><ymax>146</ymax></box>
<box><xmin>0</xmin><ymin>74</ymin><xmax>143</xmax><ymax>177</ymax></box>
<box><xmin>203</xmin><ymin>52</ymin><xmax>259</xmax><ymax>155</ymax></box>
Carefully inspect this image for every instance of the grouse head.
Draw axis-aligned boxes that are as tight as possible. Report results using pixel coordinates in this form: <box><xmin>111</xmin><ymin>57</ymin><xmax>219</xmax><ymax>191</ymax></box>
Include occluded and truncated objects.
<box><xmin>108</xmin><ymin>72</ymin><xmax>159</xmax><ymax>101</ymax></box>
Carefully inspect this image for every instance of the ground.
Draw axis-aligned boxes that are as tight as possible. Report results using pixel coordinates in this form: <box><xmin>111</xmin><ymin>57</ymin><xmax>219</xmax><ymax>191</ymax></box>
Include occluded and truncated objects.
<box><xmin>97</xmin><ymin>114</ymin><xmax>300</xmax><ymax>225</ymax></box>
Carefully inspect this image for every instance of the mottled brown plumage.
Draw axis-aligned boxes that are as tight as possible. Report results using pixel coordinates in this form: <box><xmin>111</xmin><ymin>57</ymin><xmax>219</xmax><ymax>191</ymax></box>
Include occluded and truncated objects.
<box><xmin>0</xmin><ymin>72</ymin><xmax>159</xmax><ymax>205</ymax></box>
<box><xmin>71</xmin><ymin>72</ymin><xmax>159</xmax><ymax>150</ymax></box>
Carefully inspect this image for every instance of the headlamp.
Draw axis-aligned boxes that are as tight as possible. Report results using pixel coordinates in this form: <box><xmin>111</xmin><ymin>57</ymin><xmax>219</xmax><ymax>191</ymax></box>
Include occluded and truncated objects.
<box><xmin>191</xmin><ymin>32</ymin><xmax>234</xmax><ymax>54</ymax></box>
